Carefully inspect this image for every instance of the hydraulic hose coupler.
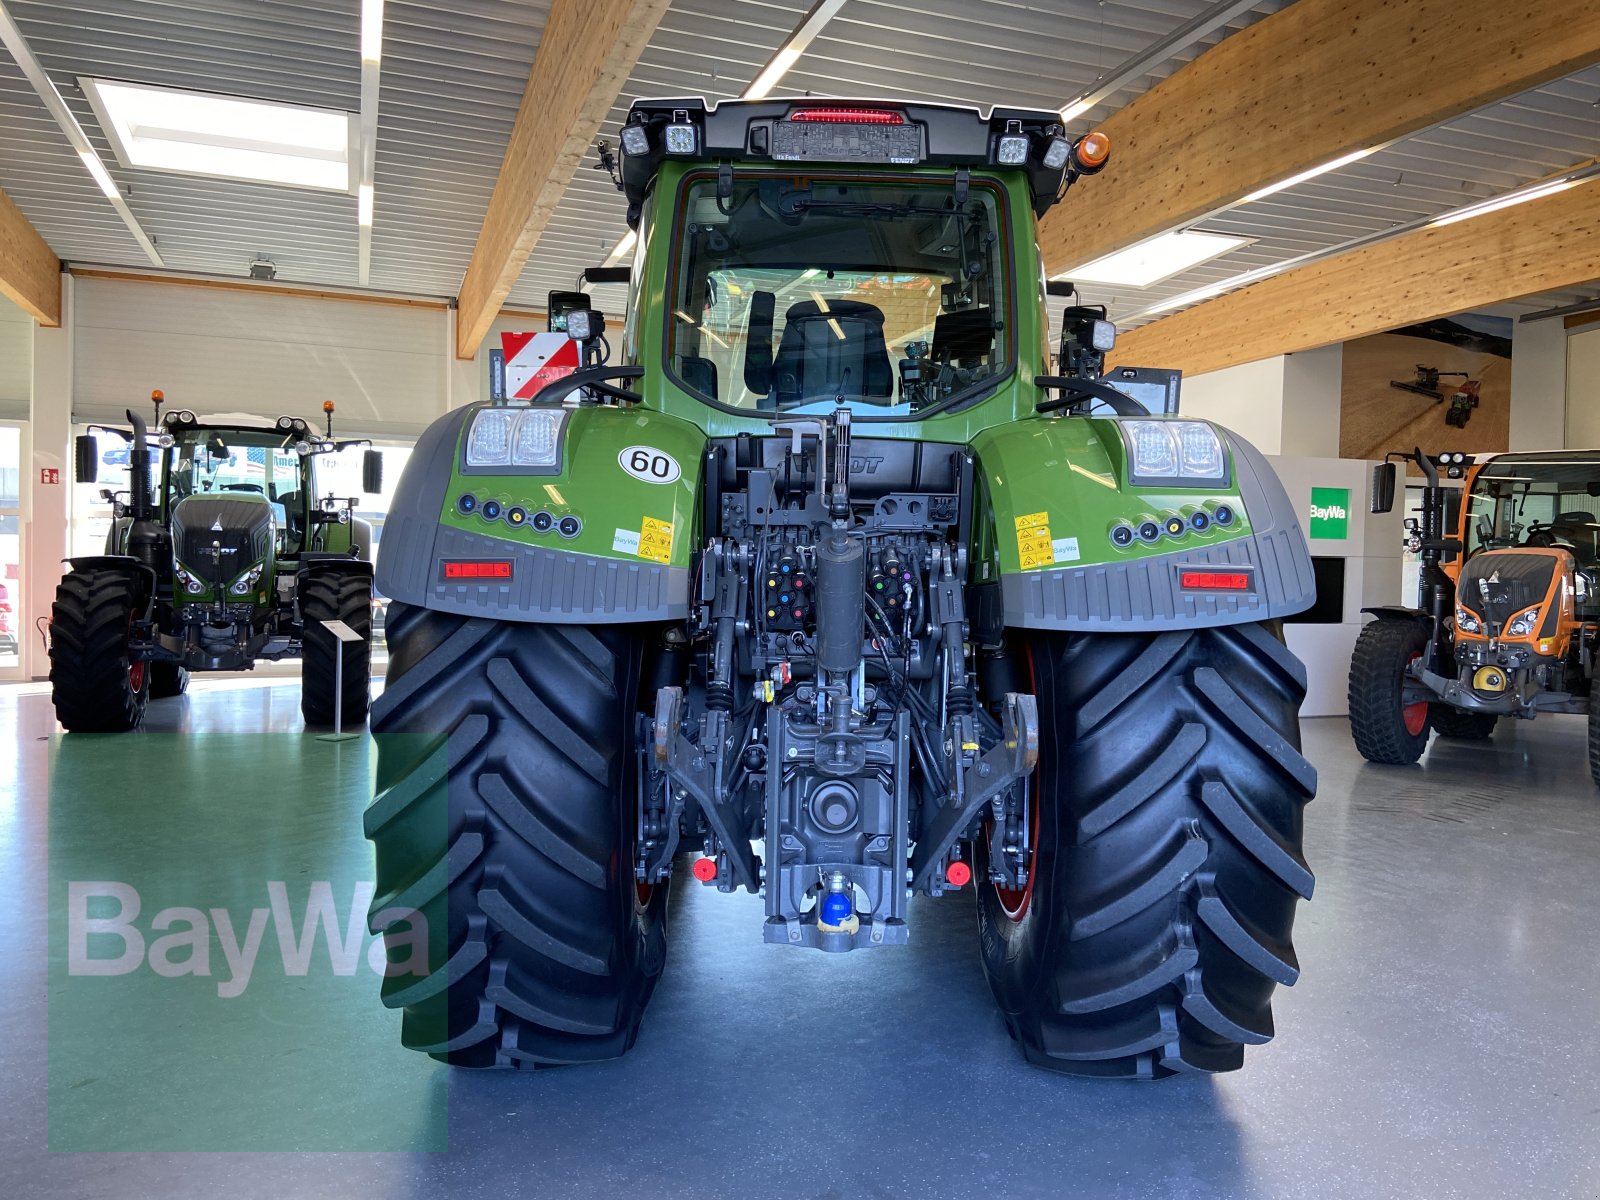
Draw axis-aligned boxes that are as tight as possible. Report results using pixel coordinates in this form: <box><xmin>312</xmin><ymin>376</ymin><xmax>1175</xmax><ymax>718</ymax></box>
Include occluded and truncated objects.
<box><xmin>814</xmin><ymin>531</ymin><xmax>865</xmax><ymax>676</ymax></box>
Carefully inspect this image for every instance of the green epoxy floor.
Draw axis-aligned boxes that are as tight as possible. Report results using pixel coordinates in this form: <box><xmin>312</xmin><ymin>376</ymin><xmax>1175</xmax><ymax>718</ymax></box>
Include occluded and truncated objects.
<box><xmin>3</xmin><ymin>676</ymin><xmax>1600</xmax><ymax>1197</ymax></box>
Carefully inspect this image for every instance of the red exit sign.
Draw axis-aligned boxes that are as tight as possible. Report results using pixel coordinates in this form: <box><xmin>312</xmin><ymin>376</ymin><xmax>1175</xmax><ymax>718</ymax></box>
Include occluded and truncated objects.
<box><xmin>40</xmin><ymin>468</ymin><xmax>60</xmax><ymax>485</ymax></box>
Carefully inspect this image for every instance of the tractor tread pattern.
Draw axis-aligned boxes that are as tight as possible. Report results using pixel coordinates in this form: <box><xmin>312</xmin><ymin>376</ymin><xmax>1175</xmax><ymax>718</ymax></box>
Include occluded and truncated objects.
<box><xmin>49</xmin><ymin>567</ymin><xmax>148</xmax><ymax>732</ymax></box>
<box><xmin>299</xmin><ymin>566</ymin><xmax>371</xmax><ymax>727</ymax></box>
<box><xmin>366</xmin><ymin>602</ymin><xmax>665</xmax><ymax>1069</ymax></box>
<box><xmin>978</xmin><ymin>623</ymin><xmax>1315</xmax><ymax>1079</ymax></box>
<box><xmin>1348</xmin><ymin>618</ymin><xmax>1431</xmax><ymax>763</ymax></box>
<box><xmin>1428</xmin><ymin>705</ymin><xmax>1497</xmax><ymax>741</ymax></box>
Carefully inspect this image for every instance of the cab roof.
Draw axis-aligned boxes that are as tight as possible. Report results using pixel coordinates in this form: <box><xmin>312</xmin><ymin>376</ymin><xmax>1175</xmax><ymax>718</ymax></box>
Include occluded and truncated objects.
<box><xmin>617</xmin><ymin>96</ymin><xmax>1077</xmax><ymax>219</ymax></box>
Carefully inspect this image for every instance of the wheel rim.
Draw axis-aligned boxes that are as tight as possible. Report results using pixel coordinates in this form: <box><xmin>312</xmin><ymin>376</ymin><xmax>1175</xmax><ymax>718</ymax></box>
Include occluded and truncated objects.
<box><xmin>125</xmin><ymin>613</ymin><xmax>146</xmax><ymax>695</ymax></box>
<box><xmin>993</xmin><ymin>645</ymin><xmax>1041</xmax><ymax>922</ymax></box>
<box><xmin>1402</xmin><ymin>650</ymin><xmax>1427</xmax><ymax>736</ymax></box>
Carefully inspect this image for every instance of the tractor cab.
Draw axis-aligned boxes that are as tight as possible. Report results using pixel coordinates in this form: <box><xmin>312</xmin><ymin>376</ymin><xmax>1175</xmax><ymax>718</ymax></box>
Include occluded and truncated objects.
<box><xmin>1463</xmin><ymin>451</ymin><xmax>1600</xmax><ymax>618</ymax></box>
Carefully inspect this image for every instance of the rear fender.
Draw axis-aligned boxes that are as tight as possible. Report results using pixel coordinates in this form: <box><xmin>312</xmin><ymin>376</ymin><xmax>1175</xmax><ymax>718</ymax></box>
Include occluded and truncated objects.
<box><xmin>970</xmin><ymin>416</ymin><xmax>1316</xmax><ymax>631</ymax></box>
<box><xmin>377</xmin><ymin>403</ymin><xmax>704</xmax><ymax>623</ymax></box>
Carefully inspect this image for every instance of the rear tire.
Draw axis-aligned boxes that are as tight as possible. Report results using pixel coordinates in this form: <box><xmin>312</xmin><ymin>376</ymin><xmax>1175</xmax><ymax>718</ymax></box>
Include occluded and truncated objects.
<box><xmin>365</xmin><ymin>602</ymin><xmax>667</xmax><ymax>1067</ymax></box>
<box><xmin>50</xmin><ymin>567</ymin><xmax>150</xmax><ymax>732</ymax></box>
<box><xmin>1428</xmin><ymin>705</ymin><xmax>1495</xmax><ymax>740</ymax></box>
<box><xmin>150</xmin><ymin>662</ymin><xmax>189</xmax><ymax>699</ymax></box>
<box><xmin>299</xmin><ymin>566</ymin><xmax>371</xmax><ymax>727</ymax></box>
<box><xmin>1348</xmin><ymin>618</ymin><xmax>1431</xmax><ymax>764</ymax></box>
<box><xmin>976</xmin><ymin>623</ymin><xmax>1315</xmax><ymax>1078</ymax></box>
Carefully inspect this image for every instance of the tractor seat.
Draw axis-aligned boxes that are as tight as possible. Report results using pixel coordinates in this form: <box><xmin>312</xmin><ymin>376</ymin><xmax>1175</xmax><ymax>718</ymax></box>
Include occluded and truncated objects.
<box><xmin>771</xmin><ymin>299</ymin><xmax>894</xmax><ymax>407</ymax></box>
<box><xmin>1551</xmin><ymin>510</ymin><xmax>1600</xmax><ymax>565</ymax></box>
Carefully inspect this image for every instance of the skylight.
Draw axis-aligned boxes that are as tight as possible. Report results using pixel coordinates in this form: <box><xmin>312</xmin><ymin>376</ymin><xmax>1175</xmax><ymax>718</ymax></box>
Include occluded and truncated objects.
<box><xmin>81</xmin><ymin>78</ymin><xmax>356</xmax><ymax>193</ymax></box>
<box><xmin>1060</xmin><ymin>229</ymin><xmax>1252</xmax><ymax>289</ymax></box>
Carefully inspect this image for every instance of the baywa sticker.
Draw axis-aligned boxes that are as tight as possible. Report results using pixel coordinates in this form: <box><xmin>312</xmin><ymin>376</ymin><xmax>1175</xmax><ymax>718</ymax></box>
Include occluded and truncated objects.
<box><xmin>1015</xmin><ymin>512</ymin><xmax>1080</xmax><ymax>569</ymax></box>
<box><xmin>619</xmin><ymin>445</ymin><xmax>681</xmax><ymax>485</ymax></box>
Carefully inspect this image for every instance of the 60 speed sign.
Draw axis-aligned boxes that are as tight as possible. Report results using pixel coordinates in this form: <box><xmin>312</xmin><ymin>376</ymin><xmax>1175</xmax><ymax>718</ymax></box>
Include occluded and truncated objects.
<box><xmin>618</xmin><ymin>445</ymin><xmax>681</xmax><ymax>484</ymax></box>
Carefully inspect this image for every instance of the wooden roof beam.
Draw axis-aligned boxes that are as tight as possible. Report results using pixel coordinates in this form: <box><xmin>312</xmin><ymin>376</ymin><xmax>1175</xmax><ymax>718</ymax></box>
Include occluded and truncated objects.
<box><xmin>455</xmin><ymin>0</ymin><xmax>671</xmax><ymax>360</ymax></box>
<box><xmin>1041</xmin><ymin>0</ymin><xmax>1600</xmax><ymax>279</ymax></box>
<box><xmin>1107</xmin><ymin>177</ymin><xmax>1600</xmax><ymax>377</ymax></box>
<box><xmin>0</xmin><ymin>184</ymin><xmax>60</xmax><ymax>326</ymax></box>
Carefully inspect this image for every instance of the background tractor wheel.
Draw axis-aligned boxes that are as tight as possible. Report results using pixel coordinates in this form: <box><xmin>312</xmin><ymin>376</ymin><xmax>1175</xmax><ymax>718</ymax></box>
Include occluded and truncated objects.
<box><xmin>1429</xmin><ymin>705</ymin><xmax>1495</xmax><ymax>740</ymax></box>
<box><xmin>50</xmin><ymin>567</ymin><xmax>149</xmax><ymax>732</ymax></box>
<box><xmin>1348</xmin><ymin>618</ymin><xmax>1432</xmax><ymax>763</ymax></box>
<box><xmin>1589</xmin><ymin>700</ymin><xmax>1600</xmax><ymax>789</ymax></box>
<box><xmin>366</xmin><ymin>603</ymin><xmax>668</xmax><ymax>1068</ymax></box>
<box><xmin>299</xmin><ymin>567</ymin><xmax>371</xmax><ymax>727</ymax></box>
<box><xmin>976</xmin><ymin>623</ymin><xmax>1315</xmax><ymax>1078</ymax></box>
<box><xmin>150</xmin><ymin>662</ymin><xmax>189</xmax><ymax>699</ymax></box>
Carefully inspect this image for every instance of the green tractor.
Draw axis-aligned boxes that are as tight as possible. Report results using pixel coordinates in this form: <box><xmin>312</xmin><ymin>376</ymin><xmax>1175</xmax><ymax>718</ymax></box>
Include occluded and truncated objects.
<box><xmin>366</xmin><ymin>98</ymin><xmax>1319</xmax><ymax>1078</ymax></box>
<box><xmin>53</xmin><ymin>394</ymin><xmax>380</xmax><ymax>731</ymax></box>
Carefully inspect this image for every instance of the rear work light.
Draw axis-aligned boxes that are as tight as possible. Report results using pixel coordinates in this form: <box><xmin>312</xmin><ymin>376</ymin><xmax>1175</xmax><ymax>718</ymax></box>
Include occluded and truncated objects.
<box><xmin>1180</xmin><ymin>570</ymin><xmax>1251</xmax><ymax>591</ymax></box>
<box><xmin>443</xmin><ymin>560</ymin><xmax>513</xmax><ymax>580</ymax></box>
<box><xmin>788</xmin><ymin>107</ymin><xmax>904</xmax><ymax>125</ymax></box>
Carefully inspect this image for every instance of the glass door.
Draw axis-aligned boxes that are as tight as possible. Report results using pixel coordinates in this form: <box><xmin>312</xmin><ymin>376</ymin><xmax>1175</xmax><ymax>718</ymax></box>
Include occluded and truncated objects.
<box><xmin>0</xmin><ymin>423</ymin><xmax>22</xmax><ymax>680</ymax></box>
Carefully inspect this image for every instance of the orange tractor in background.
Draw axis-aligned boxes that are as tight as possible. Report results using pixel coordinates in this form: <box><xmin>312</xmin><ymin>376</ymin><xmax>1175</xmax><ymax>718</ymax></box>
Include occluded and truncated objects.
<box><xmin>1349</xmin><ymin>448</ymin><xmax>1600</xmax><ymax>784</ymax></box>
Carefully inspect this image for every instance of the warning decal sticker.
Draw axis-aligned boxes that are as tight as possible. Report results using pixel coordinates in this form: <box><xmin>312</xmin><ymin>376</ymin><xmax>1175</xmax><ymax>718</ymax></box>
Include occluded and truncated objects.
<box><xmin>1015</xmin><ymin>511</ymin><xmax>1053</xmax><ymax>570</ymax></box>
<box><xmin>638</xmin><ymin>517</ymin><xmax>674</xmax><ymax>564</ymax></box>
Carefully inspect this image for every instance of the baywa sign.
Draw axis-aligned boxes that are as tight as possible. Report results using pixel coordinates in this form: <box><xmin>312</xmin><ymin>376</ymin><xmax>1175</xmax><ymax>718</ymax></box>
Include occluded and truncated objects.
<box><xmin>66</xmin><ymin>881</ymin><xmax>425</xmax><ymax>999</ymax></box>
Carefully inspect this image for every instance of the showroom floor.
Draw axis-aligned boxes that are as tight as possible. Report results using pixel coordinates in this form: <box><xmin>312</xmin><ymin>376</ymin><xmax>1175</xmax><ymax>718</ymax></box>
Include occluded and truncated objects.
<box><xmin>2</xmin><ymin>680</ymin><xmax>1597</xmax><ymax>1199</ymax></box>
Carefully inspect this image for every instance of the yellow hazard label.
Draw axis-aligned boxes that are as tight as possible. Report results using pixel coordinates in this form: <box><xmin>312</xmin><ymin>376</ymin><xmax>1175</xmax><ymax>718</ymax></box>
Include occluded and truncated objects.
<box><xmin>639</xmin><ymin>516</ymin><xmax>674</xmax><ymax>564</ymax></box>
<box><xmin>1015</xmin><ymin>511</ymin><xmax>1054</xmax><ymax>569</ymax></box>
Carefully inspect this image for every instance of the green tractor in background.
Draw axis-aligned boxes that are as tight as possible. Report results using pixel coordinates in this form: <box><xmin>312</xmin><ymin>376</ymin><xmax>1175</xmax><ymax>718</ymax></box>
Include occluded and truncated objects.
<box><xmin>366</xmin><ymin>98</ymin><xmax>1320</xmax><ymax>1079</ymax></box>
<box><xmin>53</xmin><ymin>393</ymin><xmax>381</xmax><ymax>731</ymax></box>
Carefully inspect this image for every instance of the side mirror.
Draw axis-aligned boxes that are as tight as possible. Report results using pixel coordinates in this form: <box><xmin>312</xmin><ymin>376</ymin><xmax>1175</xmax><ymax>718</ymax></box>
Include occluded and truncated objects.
<box><xmin>362</xmin><ymin>449</ymin><xmax>383</xmax><ymax>495</ymax></box>
<box><xmin>580</xmin><ymin>266</ymin><xmax>632</xmax><ymax>286</ymax></box>
<box><xmin>75</xmin><ymin>434</ymin><xmax>98</xmax><ymax>484</ymax></box>
<box><xmin>1371</xmin><ymin>461</ymin><xmax>1397</xmax><ymax>514</ymax></box>
<box><xmin>1045</xmin><ymin>279</ymin><xmax>1076</xmax><ymax>298</ymax></box>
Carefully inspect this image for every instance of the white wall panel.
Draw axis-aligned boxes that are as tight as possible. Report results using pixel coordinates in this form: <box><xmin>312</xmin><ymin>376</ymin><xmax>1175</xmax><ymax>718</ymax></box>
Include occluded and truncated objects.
<box><xmin>72</xmin><ymin>276</ymin><xmax>450</xmax><ymax>436</ymax></box>
<box><xmin>0</xmin><ymin>301</ymin><xmax>30</xmax><ymax>421</ymax></box>
<box><xmin>1567</xmin><ymin>326</ymin><xmax>1600</xmax><ymax>449</ymax></box>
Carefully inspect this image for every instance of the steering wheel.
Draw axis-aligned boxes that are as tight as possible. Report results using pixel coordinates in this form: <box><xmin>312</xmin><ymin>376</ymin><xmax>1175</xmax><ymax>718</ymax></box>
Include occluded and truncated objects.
<box><xmin>1521</xmin><ymin>521</ymin><xmax>1577</xmax><ymax>552</ymax></box>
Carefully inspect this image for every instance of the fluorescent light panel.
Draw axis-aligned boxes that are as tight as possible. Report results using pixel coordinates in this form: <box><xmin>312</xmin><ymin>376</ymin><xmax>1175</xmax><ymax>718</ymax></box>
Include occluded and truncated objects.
<box><xmin>1239</xmin><ymin>147</ymin><xmax>1375</xmax><ymax>204</ymax></box>
<box><xmin>361</xmin><ymin>0</ymin><xmax>385</xmax><ymax>64</ymax></box>
<box><xmin>741</xmin><ymin>0</ymin><xmax>848</xmax><ymax>100</ymax></box>
<box><xmin>82</xmin><ymin>78</ymin><xmax>355</xmax><ymax>192</ymax></box>
<box><xmin>1429</xmin><ymin>177</ymin><xmax>1578</xmax><ymax>228</ymax></box>
<box><xmin>607</xmin><ymin>229</ymin><xmax>638</xmax><ymax>262</ymax></box>
<box><xmin>1063</xmin><ymin>229</ymin><xmax>1250</xmax><ymax>288</ymax></box>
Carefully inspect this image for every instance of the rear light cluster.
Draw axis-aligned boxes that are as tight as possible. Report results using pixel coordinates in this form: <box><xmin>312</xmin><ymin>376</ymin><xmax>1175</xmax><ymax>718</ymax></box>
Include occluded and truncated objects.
<box><xmin>443</xmin><ymin>561</ymin><xmax>513</xmax><ymax>581</ymax></box>
<box><xmin>1180</xmin><ymin>571</ymin><xmax>1252</xmax><ymax>592</ymax></box>
<box><xmin>789</xmin><ymin>107</ymin><xmax>905</xmax><ymax>125</ymax></box>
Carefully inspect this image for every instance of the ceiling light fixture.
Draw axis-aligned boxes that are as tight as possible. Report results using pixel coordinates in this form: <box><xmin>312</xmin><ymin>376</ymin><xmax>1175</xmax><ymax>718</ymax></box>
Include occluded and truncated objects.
<box><xmin>361</xmin><ymin>0</ymin><xmax>385</xmax><ymax>64</ymax></box>
<box><xmin>357</xmin><ymin>182</ymin><xmax>374</xmax><ymax>227</ymax></box>
<box><xmin>0</xmin><ymin>4</ymin><xmax>162</xmax><ymax>264</ymax></box>
<box><xmin>81</xmin><ymin>78</ymin><xmax>356</xmax><ymax>193</ymax></box>
<box><xmin>1238</xmin><ymin>147</ymin><xmax>1377</xmax><ymax>204</ymax></box>
<box><xmin>1061</xmin><ymin>229</ymin><xmax>1250</xmax><ymax>288</ymax></box>
<box><xmin>1428</xmin><ymin>176</ymin><xmax>1579</xmax><ymax>228</ymax></box>
<box><xmin>1139</xmin><ymin>167</ymin><xmax>1600</xmax><ymax>318</ymax></box>
<box><xmin>741</xmin><ymin>0</ymin><xmax>849</xmax><ymax>100</ymax></box>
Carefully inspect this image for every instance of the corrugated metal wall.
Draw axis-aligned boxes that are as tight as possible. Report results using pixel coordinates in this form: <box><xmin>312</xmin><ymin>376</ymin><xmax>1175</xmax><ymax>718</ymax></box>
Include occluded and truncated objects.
<box><xmin>71</xmin><ymin>275</ymin><xmax>453</xmax><ymax>436</ymax></box>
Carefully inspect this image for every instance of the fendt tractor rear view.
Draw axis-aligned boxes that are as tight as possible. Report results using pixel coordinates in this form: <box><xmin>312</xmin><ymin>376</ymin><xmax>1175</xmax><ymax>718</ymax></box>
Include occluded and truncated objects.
<box><xmin>365</xmin><ymin>98</ymin><xmax>1320</xmax><ymax>1079</ymax></box>
<box><xmin>53</xmin><ymin>394</ymin><xmax>381</xmax><ymax>731</ymax></box>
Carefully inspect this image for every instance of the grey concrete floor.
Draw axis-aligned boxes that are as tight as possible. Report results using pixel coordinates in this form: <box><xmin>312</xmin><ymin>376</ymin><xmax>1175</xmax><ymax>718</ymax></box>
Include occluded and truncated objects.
<box><xmin>2</xmin><ymin>679</ymin><xmax>1599</xmax><ymax>1198</ymax></box>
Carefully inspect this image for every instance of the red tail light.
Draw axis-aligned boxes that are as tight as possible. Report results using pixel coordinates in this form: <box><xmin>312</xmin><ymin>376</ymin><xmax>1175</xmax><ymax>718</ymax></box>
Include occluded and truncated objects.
<box><xmin>1181</xmin><ymin>570</ymin><xmax>1251</xmax><ymax>591</ymax></box>
<box><xmin>443</xmin><ymin>560</ymin><xmax>513</xmax><ymax>580</ymax></box>
<box><xmin>789</xmin><ymin>107</ymin><xmax>904</xmax><ymax>125</ymax></box>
